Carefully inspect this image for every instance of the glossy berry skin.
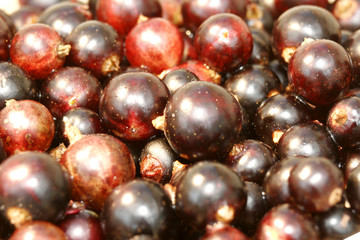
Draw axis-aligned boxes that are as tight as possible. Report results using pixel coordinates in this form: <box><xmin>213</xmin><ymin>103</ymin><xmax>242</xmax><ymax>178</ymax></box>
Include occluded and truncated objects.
<box><xmin>262</xmin><ymin>156</ymin><xmax>303</xmax><ymax>206</ymax></box>
<box><xmin>288</xmin><ymin>39</ymin><xmax>353</xmax><ymax>105</ymax></box>
<box><xmin>346</xmin><ymin>165</ymin><xmax>360</xmax><ymax>213</ymax></box>
<box><xmin>225</xmin><ymin>140</ymin><xmax>278</xmax><ymax>184</ymax></box>
<box><xmin>0</xmin><ymin>62</ymin><xmax>38</xmax><ymax>110</ymax></box>
<box><xmin>10</xmin><ymin>23</ymin><xmax>69</xmax><ymax>80</ymax></box>
<box><xmin>327</xmin><ymin>96</ymin><xmax>360</xmax><ymax>149</ymax></box>
<box><xmin>249</xmin><ymin>30</ymin><xmax>272</xmax><ymax>66</ymax></box>
<box><xmin>0</xmin><ymin>139</ymin><xmax>6</xmax><ymax>163</ymax></box>
<box><xmin>129</xmin><ymin>235</ymin><xmax>155</xmax><ymax>240</ymax></box>
<box><xmin>343</xmin><ymin>29</ymin><xmax>360</xmax><ymax>87</ymax></box>
<box><xmin>65</xmin><ymin>20</ymin><xmax>123</xmax><ymax>78</ymax></box>
<box><xmin>276</xmin><ymin>121</ymin><xmax>338</xmax><ymax>163</ymax></box>
<box><xmin>163</xmin><ymin>81</ymin><xmax>242</xmax><ymax>161</ymax></box>
<box><xmin>224</xmin><ymin>64</ymin><xmax>282</xmax><ymax>117</ymax></box>
<box><xmin>10</xmin><ymin>6</ymin><xmax>41</xmax><ymax>32</ymax></box>
<box><xmin>315</xmin><ymin>204</ymin><xmax>360</xmax><ymax>239</ymax></box>
<box><xmin>139</xmin><ymin>138</ymin><xmax>177</xmax><ymax>184</ymax></box>
<box><xmin>9</xmin><ymin>221</ymin><xmax>68</xmax><ymax>240</ymax></box>
<box><xmin>245</xmin><ymin>3</ymin><xmax>274</xmax><ymax>34</ymax></box>
<box><xmin>162</xmin><ymin>69</ymin><xmax>199</xmax><ymax>95</ymax></box>
<box><xmin>0</xmin><ymin>17</ymin><xmax>11</xmax><ymax>61</ymax></box>
<box><xmin>289</xmin><ymin>157</ymin><xmax>344</xmax><ymax>213</ymax></box>
<box><xmin>164</xmin><ymin>59</ymin><xmax>221</xmax><ymax>84</ymax></box>
<box><xmin>272</xmin><ymin>5</ymin><xmax>340</xmax><ymax>64</ymax></box>
<box><xmin>254</xmin><ymin>94</ymin><xmax>312</xmax><ymax>148</ymax></box>
<box><xmin>268</xmin><ymin>59</ymin><xmax>288</xmax><ymax>89</ymax></box>
<box><xmin>236</xmin><ymin>182</ymin><xmax>269</xmax><ymax>235</ymax></box>
<box><xmin>255</xmin><ymin>204</ymin><xmax>320</xmax><ymax>240</ymax></box>
<box><xmin>194</xmin><ymin>13</ymin><xmax>253</xmax><ymax>73</ymax></box>
<box><xmin>19</xmin><ymin>0</ymin><xmax>65</xmax><ymax>10</ymax></box>
<box><xmin>259</xmin><ymin>0</ymin><xmax>329</xmax><ymax>18</ymax></box>
<box><xmin>331</xmin><ymin>0</ymin><xmax>360</xmax><ymax>32</ymax></box>
<box><xmin>60</xmin><ymin>134</ymin><xmax>136</xmax><ymax>211</ymax></box>
<box><xmin>40</xmin><ymin>66</ymin><xmax>102</xmax><ymax>119</ymax></box>
<box><xmin>59</xmin><ymin>107</ymin><xmax>105</xmax><ymax>144</ymax></box>
<box><xmin>0</xmin><ymin>9</ymin><xmax>16</xmax><ymax>35</ymax></box>
<box><xmin>343</xmin><ymin>149</ymin><xmax>360</xmax><ymax>184</ymax></box>
<box><xmin>125</xmin><ymin>18</ymin><xmax>184</xmax><ymax>74</ymax></box>
<box><xmin>96</xmin><ymin>0</ymin><xmax>162</xmax><ymax>36</ymax></box>
<box><xmin>0</xmin><ymin>152</ymin><xmax>71</xmax><ymax>226</ymax></box>
<box><xmin>181</xmin><ymin>0</ymin><xmax>246</xmax><ymax>32</ymax></box>
<box><xmin>0</xmin><ymin>100</ymin><xmax>55</xmax><ymax>156</ymax></box>
<box><xmin>341</xmin><ymin>29</ymin><xmax>353</xmax><ymax>46</ymax></box>
<box><xmin>160</xmin><ymin>0</ymin><xmax>184</xmax><ymax>27</ymax></box>
<box><xmin>180</xmin><ymin>28</ymin><xmax>198</xmax><ymax>61</ymax></box>
<box><xmin>200</xmin><ymin>224</ymin><xmax>248</xmax><ymax>240</ymax></box>
<box><xmin>101</xmin><ymin>179</ymin><xmax>177</xmax><ymax>240</ymax></box>
<box><xmin>58</xmin><ymin>208</ymin><xmax>104</xmax><ymax>240</ymax></box>
<box><xmin>100</xmin><ymin>72</ymin><xmax>169</xmax><ymax>142</ymax></box>
<box><xmin>176</xmin><ymin>162</ymin><xmax>247</xmax><ymax>230</ymax></box>
<box><xmin>38</xmin><ymin>1</ymin><xmax>92</xmax><ymax>39</ymax></box>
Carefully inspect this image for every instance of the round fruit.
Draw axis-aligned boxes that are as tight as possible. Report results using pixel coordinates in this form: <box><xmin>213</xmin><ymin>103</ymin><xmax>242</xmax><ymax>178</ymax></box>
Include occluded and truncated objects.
<box><xmin>10</xmin><ymin>23</ymin><xmax>70</xmax><ymax>80</ymax></box>
<box><xmin>162</xmin><ymin>81</ymin><xmax>242</xmax><ymax>161</ymax></box>
<box><xmin>194</xmin><ymin>13</ymin><xmax>253</xmax><ymax>73</ymax></box>
<box><xmin>0</xmin><ymin>100</ymin><xmax>55</xmax><ymax>156</ymax></box>
<box><xmin>287</xmin><ymin>39</ymin><xmax>353</xmax><ymax>105</ymax></box>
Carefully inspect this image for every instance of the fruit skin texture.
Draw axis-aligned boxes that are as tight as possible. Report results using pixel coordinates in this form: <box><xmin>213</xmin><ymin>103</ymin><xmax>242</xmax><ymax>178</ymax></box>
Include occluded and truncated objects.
<box><xmin>37</xmin><ymin>1</ymin><xmax>92</xmax><ymax>39</ymax></box>
<box><xmin>276</xmin><ymin>121</ymin><xmax>338</xmax><ymax>163</ymax></box>
<box><xmin>236</xmin><ymin>181</ymin><xmax>269</xmax><ymax>234</ymax></box>
<box><xmin>254</xmin><ymin>93</ymin><xmax>312</xmax><ymax>148</ymax></box>
<box><xmin>60</xmin><ymin>134</ymin><xmax>136</xmax><ymax>211</ymax></box>
<box><xmin>10</xmin><ymin>23</ymin><xmax>68</xmax><ymax>80</ymax></box>
<box><xmin>40</xmin><ymin>66</ymin><xmax>102</xmax><ymax>119</ymax></box>
<box><xmin>326</xmin><ymin>96</ymin><xmax>360</xmax><ymax>149</ymax></box>
<box><xmin>100</xmin><ymin>72</ymin><xmax>169</xmax><ymax>142</ymax></box>
<box><xmin>272</xmin><ymin>5</ymin><xmax>340</xmax><ymax>64</ymax></box>
<box><xmin>11</xmin><ymin>6</ymin><xmax>42</xmax><ymax>32</ymax></box>
<box><xmin>289</xmin><ymin>157</ymin><xmax>344</xmax><ymax>213</ymax></box>
<box><xmin>181</xmin><ymin>0</ymin><xmax>246</xmax><ymax>32</ymax></box>
<box><xmin>96</xmin><ymin>0</ymin><xmax>162</xmax><ymax>36</ymax></box>
<box><xmin>162</xmin><ymin>68</ymin><xmax>199</xmax><ymax>95</ymax></box>
<box><xmin>163</xmin><ymin>81</ymin><xmax>242</xmax><ymax>161</ymax></box>
<box><xmin>224</xmin><ymin>64</ymin><xmax>282</xmax><ymax>117</ymax></box>
<box><xmin>262</xmin><ymin>156</ymin><xmax>303</xmax><ymax>206</ymax></box>
<box><xmin>59</xmin><ymin>107</ymin><xmax>105</xmax><ymax>144</ymax></box>
<box><xmin>343</xmin><ymin>29</ymin><xmax>360</xmax><ymax>87</ymax></box>
<box><xmin>139</xmin><ymin>137</ymin><xmax>177</xmax><ymax>184</ymax></box>
<box><xmin>331</xmin><ymin>0</ymin><xmax>360</xmax><ymax>32</ymax></box>
<box><xmin>260</xmin><ymin>0</ymin><xmax>329</xmax><ymax>19</ymax></box>
<box><xmin>58</xmin><ymin>208</ymin><xmax>104</xmax><ymax>240</ymax></box>
<box><xmin>175</xmin><ymin>161</ymin><xmax>247</xmax><ymax>230</ymax></box>
<box><xmin>255</xmin><ymin>204</ymin><xmax>320</xmax><ymax>240</ymax></box>
<box><xmin>0</xmin><ymin>152</ymin><xmax>72</xmax><ymax>225</ymax></box>
<box><xmin>164</xmin><ymin>59</ymin><xmax>221</xmax><ymax>84</ymax></box>
<box><xmin>65</xmin><ymin>20</ymin><xmax>123</xmax><ymax>78</ymax></box>
<box><xmin>0</xmin><ymin>17</ymin><xmax>11</xmax><ymax>61</ymax></box>
<box><xmin>225</xmin><ymin>139</ymin><xmax>278</xmax><ymax>184</ymax></box>
<box><xmin>0</xmin><ymin>62</ymin><xmax>38</xmax><ymax>110</ymax></box>
<box><xmin>288</xmin><ymin>39</ymin><xmax>353</xmax><ymax>105</ymax></box>
<box><xmin>346</xmin><ymin>165</ymin><xmax>360</xmax><ymax>213</ymax></box>
<box><xmin>200</xmin><ymin>224</ymin><xmax>249</xmax><ymax>240</ymax></box>
<box><xmin>194</xmin><ymin>13</ymin><xmax>253</xmax><ymax>73</ymax></box>
<box><xmin>9</xmin><ymin>221</ymin><xmax>68</xmax><ymax>240</ymax></box>
<box><xmin>0</xmin><ymin>100</ymin><xmax>55</xmax><ymax>156</ymax></box>
<box><xmin>315</xmin><ymin>204</ymin><xmax>360</xmax><ymax>239</ymax></box>
<box><xmin>101</xmin><ymin>179</ymin><xmax>177</xmax><ymax>240</ymax></box>
<box><xmin>125</xmin><ymin>17</ymin><xmax>184</xmax><ymax>74</ymax></box>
